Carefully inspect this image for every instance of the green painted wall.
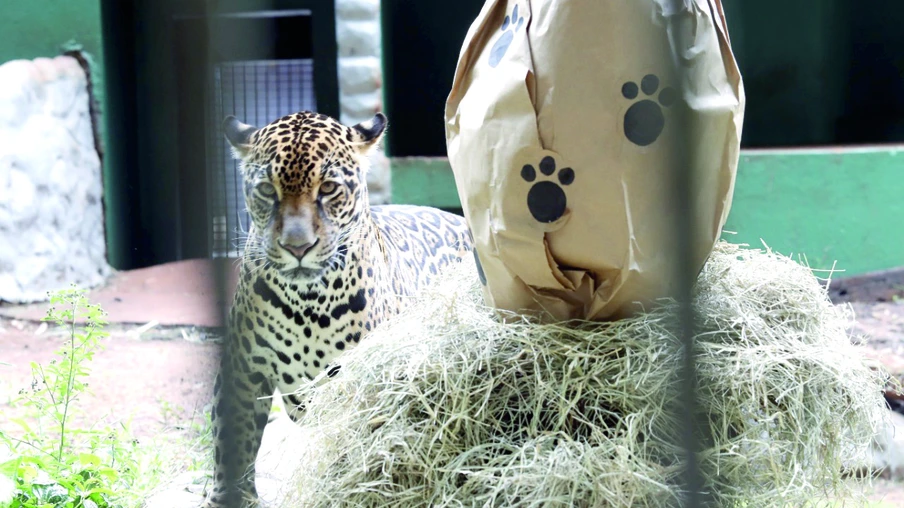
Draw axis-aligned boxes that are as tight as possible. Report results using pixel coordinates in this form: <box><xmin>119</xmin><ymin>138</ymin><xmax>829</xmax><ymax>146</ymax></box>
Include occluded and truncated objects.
<box><xmin>724</xmin><ymin>147</ymin><xmax>904</xmax><ymax>276</ymax></box>
<box><xmin>0</xmin><ymin>0</ymin><xmax>103</xmax><ymax>63</ymax></box>
<box><xmin>0</xmin><ymin>0</ymin><xmax>105</xmax><ymax>113</ymax></box>
<box><xmin>391</xmin><ymin>149</ymin><xmax>904</xmax><ymax>277</ymax></box>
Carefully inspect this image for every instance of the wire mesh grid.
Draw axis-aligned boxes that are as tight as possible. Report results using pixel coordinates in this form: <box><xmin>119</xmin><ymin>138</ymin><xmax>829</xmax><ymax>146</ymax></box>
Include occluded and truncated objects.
<box><xmin>208</xmin><ymin>58</ymin><xmax>317</xmax><ymax>258</ymax></box>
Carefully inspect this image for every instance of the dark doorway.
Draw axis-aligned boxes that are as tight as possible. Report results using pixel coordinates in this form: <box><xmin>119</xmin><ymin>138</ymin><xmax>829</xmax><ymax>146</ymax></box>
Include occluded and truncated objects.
<box><xmin>101</xmin><ymin>0</ymin><xmax>339</xmax><ymax>269</ymax></box>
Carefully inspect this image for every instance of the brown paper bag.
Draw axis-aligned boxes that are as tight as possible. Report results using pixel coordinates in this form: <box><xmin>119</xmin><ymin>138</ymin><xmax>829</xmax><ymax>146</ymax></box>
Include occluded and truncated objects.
<box><xmin>444</xmin><ymin>0</ymin><xmax>745</xmax><ymax>321</ymax></box>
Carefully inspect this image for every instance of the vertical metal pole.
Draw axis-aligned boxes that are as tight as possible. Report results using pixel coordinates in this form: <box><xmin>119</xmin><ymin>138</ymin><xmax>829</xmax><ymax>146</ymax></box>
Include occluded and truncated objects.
<box><xmin>662</xmin><ymin>1</ymin><xmax>707</xmax><ymax>506</ymax></box>
<box><xmin>209</xmin><ymin>5</ymin><xmax>248</xmax><ymax>507</ymax></box>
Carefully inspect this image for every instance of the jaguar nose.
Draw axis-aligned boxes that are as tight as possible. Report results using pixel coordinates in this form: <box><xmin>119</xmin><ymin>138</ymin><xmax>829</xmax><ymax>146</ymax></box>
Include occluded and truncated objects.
<box><xmin>280</xmin><ymin>240</ymin><xmax>316</xmax><ymax>260</ymax></box>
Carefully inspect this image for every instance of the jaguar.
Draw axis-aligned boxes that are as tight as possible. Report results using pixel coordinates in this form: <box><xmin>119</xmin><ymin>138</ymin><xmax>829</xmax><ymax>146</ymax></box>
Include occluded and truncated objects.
<box><xmin>202</xmin><ymin>110</ymin><xmax>473</xmax><ymax>507</ymax></box>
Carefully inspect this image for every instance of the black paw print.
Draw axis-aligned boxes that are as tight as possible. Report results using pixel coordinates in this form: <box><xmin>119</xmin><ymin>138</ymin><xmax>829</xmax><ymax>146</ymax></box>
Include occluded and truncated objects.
<box><xmin>489</xmin><ymin>4</ymin><xmax>525</xmax><ymax>68</ymax></box>
<box><xmin>521</xmin><ymin>156</ymin><xmax>574</xmax><ymax>223</ymax></box>
<box><xmin>621</xmin><ymin>74</ymin><xmax>678</xmax><ymax>146</ymax></box>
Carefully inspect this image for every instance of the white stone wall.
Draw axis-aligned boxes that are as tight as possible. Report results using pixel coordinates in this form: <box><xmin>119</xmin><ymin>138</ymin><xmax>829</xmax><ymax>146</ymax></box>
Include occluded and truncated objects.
<box><xmin>335</xmin><ymin>0</ymin><xmax>391</xmax><ymax>205</ymax></box>
<box><xmin>0</xmin><ymin>56</ymin><xmax>110</xmax><ymax>303</ymax></box>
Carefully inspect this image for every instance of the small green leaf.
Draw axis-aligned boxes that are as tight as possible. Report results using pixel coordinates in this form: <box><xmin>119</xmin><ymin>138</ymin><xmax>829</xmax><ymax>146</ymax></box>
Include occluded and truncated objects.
<box><xmin>84</xmin><ymin>486</ymin><xmax>115</xmax><ymax>497</ymax></box>
<box><xmin>76</xmin><ymin>455</ymin><xmax>100</xmax><ymax>468</ymax></box>
<box><xmin>90</xmin><ymin>468</ymin><xmax>117</xmax><ymax>482</ymax></box>
<box><xmin>0</xmin><ymin>459</ymin><xmax>18</xmax><ymax>478</ymax></box>
<box><xmin>31</xmin><ymin>482</ymin><xmax>68</xmax><ymax>503</ymax></box>
<box><xmin>17</xmin><ymin>464</ymin><xmax>37</xmax><ymax>484</ymax></box>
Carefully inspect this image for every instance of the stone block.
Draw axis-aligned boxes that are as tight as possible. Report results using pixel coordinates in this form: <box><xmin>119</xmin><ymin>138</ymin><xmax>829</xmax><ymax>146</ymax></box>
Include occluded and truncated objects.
<box><xmin>0</xmin><ymin>56</ymin><xmax>110</xmax><ymax>303</ymax></box>
<box><xmin>336</xmin><ymin>20</ymin><xmax>381</xmax><ymax>58</ymax></box>
<box><xmin>339</xmin><ymin>90</ymin><xmax>383</xmax><ymax>127</ymax></box>
<box><xmin>366</xmin><ymin>149</ymin><xmax>391</xmax><ymax>205</ymax></box>
<box><xmin>338</xmin><ymin>56</ymin><xmax>382</xmax><ymax>96</ymax></box>
<box><xmin>333</xmin><ymin>0</ymin><xmax>388</xmax><ymax>204</ymax></box>
<box><xmin>336</xmin><ymin>0</ymin><xmax>380</xmax><ymax>21</ymax></box>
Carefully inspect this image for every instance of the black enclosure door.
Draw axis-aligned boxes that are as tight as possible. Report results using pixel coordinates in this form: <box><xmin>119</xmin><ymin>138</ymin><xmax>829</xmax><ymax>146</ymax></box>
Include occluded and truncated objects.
<box><xmin>381</xmin><ymin>0</ymin><xmax>485</xmax><ymax>157</ymax></box>
<box><xmin>101</xmin><ymin>0</ymin><xmax>338</xmax><ymax>269</ymax></box>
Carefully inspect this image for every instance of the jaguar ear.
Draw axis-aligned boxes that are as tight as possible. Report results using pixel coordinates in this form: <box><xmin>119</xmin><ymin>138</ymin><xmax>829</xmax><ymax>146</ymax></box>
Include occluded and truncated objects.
<box><xmin>350</xmin><ymin>113</ymin><xmax>387</xmax><ymax>153</ymax></box>
<box><xmin>223</xmin><ymin>116</ymin><xmax>258</xmax><ymax>159</ymax></box>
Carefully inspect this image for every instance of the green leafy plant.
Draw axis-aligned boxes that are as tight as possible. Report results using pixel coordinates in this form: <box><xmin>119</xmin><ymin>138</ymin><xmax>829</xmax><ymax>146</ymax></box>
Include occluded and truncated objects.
<box><xmin>0</xmin><ymin>286</ymin><xmax>129</xmax><ymax>508</ymax></box>
<box><xmin>0</xmin><ymin>287</ymin><xmax>218</xmax><ymax>508</ymax></box>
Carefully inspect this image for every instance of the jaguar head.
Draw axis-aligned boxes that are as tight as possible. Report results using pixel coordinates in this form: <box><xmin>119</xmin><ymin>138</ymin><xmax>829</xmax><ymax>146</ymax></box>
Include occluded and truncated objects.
<box><xmin>224</xmin><ymin>110</ymin><xmax>386</xmax><ymax>281</ymax></box>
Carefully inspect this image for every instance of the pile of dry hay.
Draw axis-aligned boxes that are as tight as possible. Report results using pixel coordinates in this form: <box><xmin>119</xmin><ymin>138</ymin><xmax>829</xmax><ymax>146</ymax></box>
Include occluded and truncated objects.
<box><xmin>278</xmin><ymin>242</ymin><xmax>889</xmax><ymax>507</ymax></box>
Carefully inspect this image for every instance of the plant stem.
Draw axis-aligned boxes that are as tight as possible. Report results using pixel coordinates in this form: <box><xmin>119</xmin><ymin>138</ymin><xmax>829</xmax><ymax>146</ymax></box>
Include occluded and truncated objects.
<box><xmin>6</xmin><ymin>435</ymin><xmax>58</xmax><ymax>460</ymax></box>
<box><xmin>58</xmin><ymin>297</ymin><xmax>78</xmax><ymax>463</ymax></box>
<box><xmin>36</xmin><ymin>364</ymin><xmax>57</xmax><ymax>406</ymax></box>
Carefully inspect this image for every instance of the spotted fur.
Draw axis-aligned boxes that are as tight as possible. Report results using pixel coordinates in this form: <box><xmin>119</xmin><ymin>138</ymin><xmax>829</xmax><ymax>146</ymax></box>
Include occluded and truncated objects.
<box><xmin>201</xmin><ymin>111</ymin><xmax>473</xmax><ymax>507</ymax></box>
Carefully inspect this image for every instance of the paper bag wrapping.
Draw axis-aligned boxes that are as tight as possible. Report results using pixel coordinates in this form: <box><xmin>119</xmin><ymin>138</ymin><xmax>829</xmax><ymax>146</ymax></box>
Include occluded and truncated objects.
<box><xmin>444</xmin><ymin>0</ymin><xmax>745</xmax><ymax>321</ymax></box>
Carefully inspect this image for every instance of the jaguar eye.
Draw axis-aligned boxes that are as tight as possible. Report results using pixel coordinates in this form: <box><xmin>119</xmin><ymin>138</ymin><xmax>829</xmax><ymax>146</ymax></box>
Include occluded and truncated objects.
<box><xmin>256</xmin><ymin>182</ymin><xmax>277</xmax><ymax>198</ymax></box>
<box><xmin>320</xmin><ymin>181</ymin><xmax>339</xmax><ymax>195</ymax></box>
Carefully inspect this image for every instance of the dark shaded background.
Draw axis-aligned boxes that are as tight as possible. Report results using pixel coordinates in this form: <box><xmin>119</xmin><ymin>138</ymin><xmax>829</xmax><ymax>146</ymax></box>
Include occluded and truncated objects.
<box><xmin>382</xmin><ymin>0</ymin><xmax>904</xmax><ymax>155</ymax></box>
<box><xmin>102</xmin><ymin>0</ymin><xmax>904</xmax><ymax>268</ymax></box>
